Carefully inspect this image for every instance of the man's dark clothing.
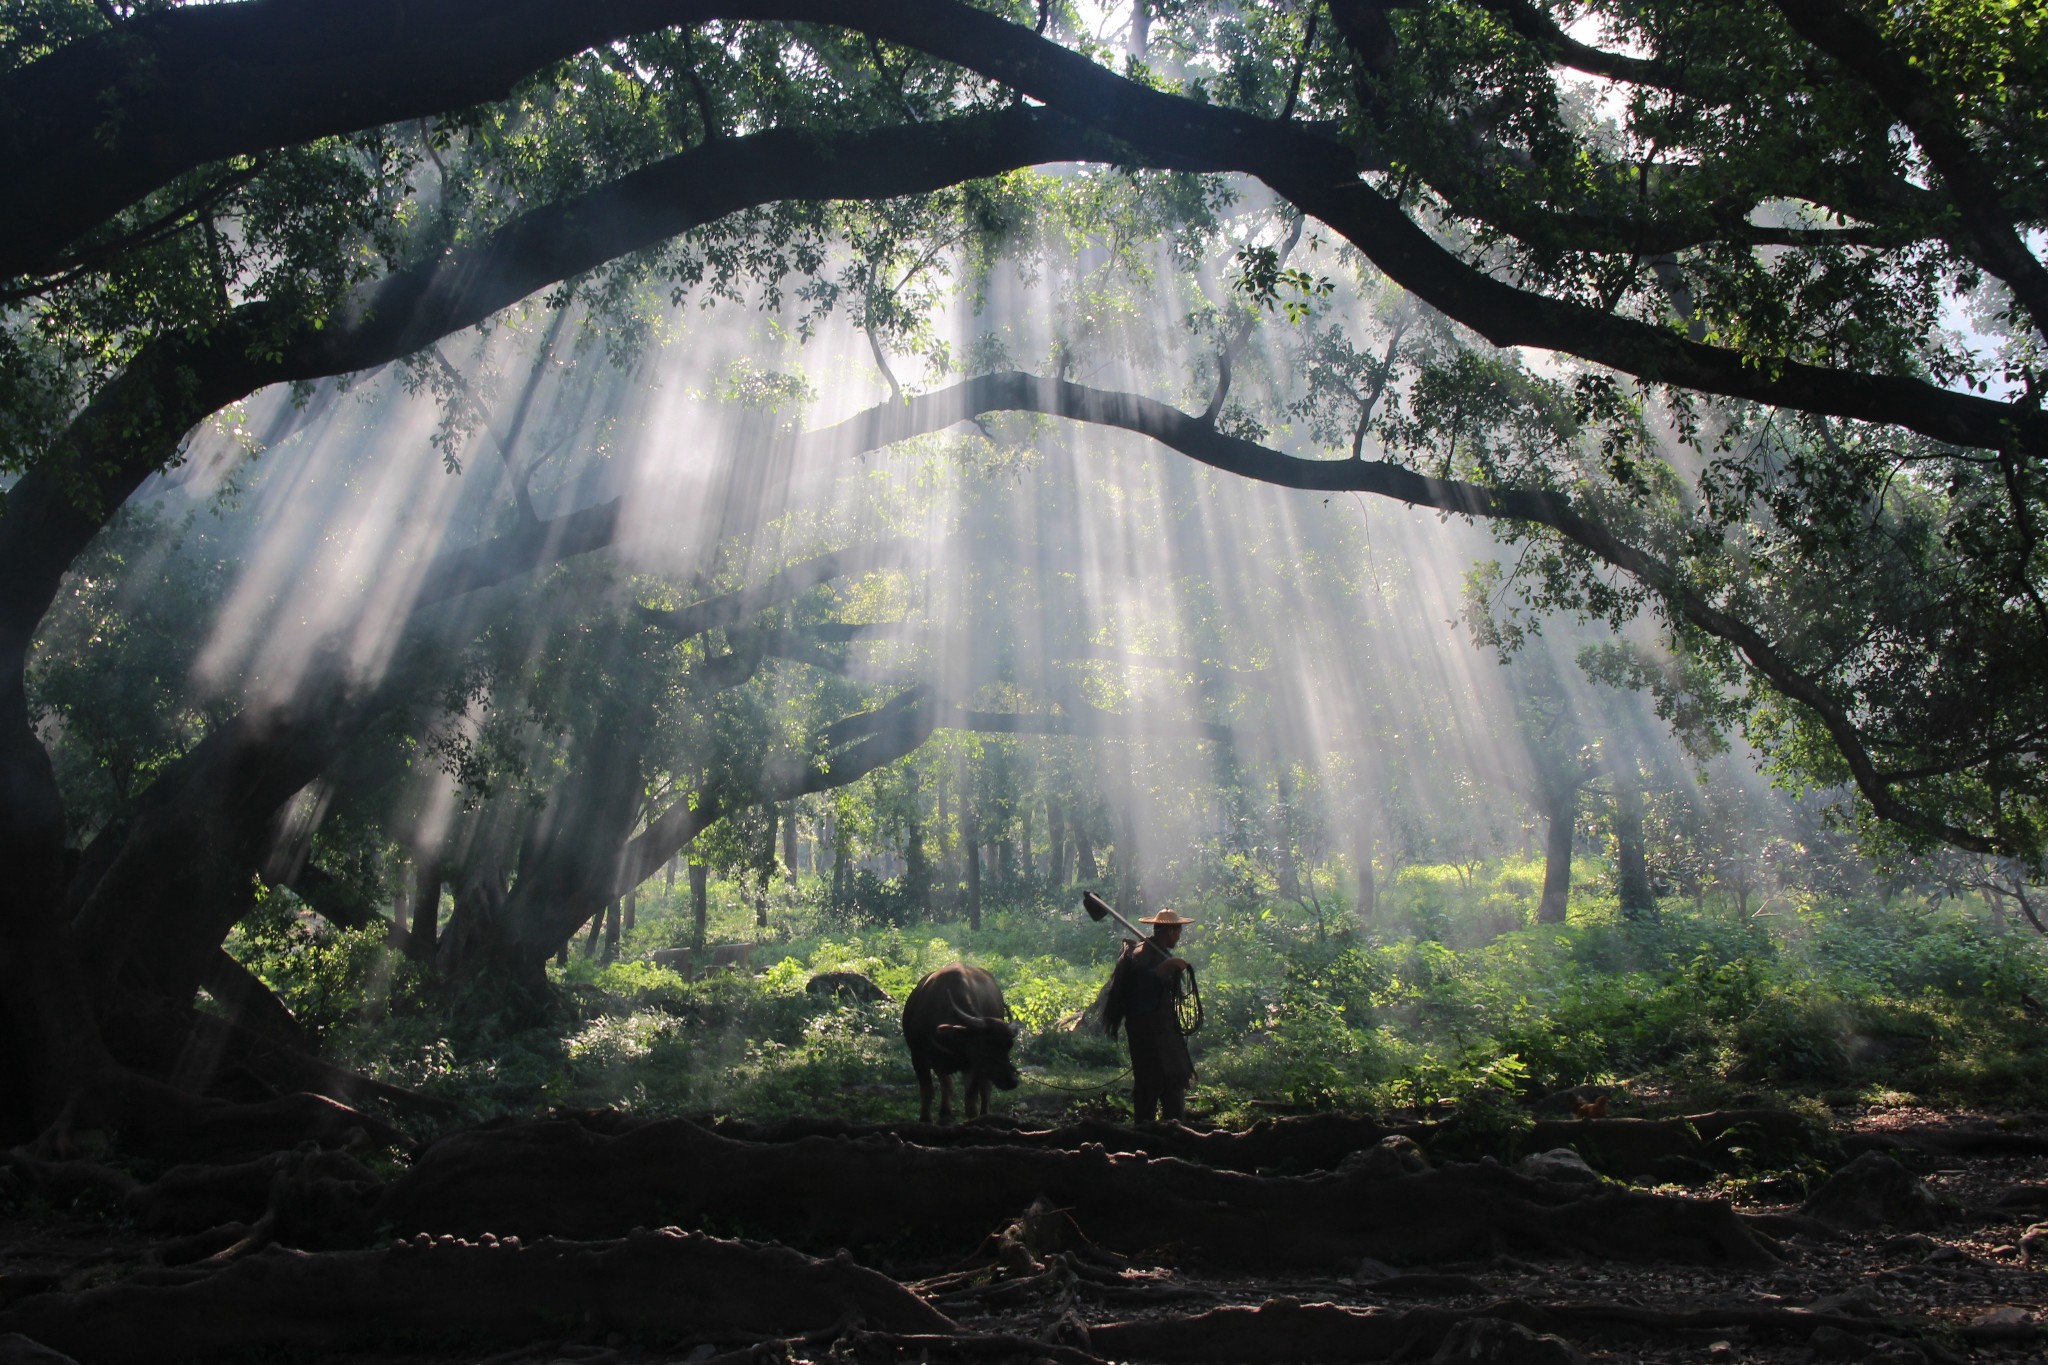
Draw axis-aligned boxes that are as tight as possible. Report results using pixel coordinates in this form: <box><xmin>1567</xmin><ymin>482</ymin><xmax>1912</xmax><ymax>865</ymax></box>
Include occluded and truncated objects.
<box><xmin>1104</xmin><ymin>938</ymin><xmax>1194</xmax><ymax>1122</ymax></box>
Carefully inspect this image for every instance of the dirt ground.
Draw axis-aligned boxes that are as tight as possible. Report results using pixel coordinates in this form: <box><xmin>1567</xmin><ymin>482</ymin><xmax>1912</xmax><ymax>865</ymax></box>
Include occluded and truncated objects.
<box><xmin>1</xmin><ymin>1104</ymin><xmax>2043</xmax><ymax>1365</ymax></box>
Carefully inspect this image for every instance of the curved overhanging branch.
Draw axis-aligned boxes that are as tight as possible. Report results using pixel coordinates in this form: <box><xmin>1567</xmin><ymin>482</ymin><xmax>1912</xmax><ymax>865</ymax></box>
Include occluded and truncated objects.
<box><xmin>16</xmin><ymin>0</ymin><xmax>2038</xmax><ymax>465</ymax></box>
<box><xmin>851</xmin><ymin>2</ymin><xmax>2041</xmax><ymax>454</ymax></box>
<box><xmin>1771</xmin><ymin>0</ymin><xmax>2048</xmax><ymax>338</ymax></box>
<box><xmin>803</xmin><ymin>370</ymin><xmax>2009</xmax><ymax>857</ymax></box>
<box><xmin>0</xmin><ymin>102</ymin><xmax>1128</xmax><ymax>689</ymax></box>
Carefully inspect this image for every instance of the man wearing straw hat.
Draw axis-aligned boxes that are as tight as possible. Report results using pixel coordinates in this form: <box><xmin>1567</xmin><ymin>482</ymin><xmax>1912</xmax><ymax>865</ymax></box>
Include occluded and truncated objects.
<box><xmin>1102</xmin><ymin>907</ymin><xmax>1197</xmax><ymax>1123</ymax></box>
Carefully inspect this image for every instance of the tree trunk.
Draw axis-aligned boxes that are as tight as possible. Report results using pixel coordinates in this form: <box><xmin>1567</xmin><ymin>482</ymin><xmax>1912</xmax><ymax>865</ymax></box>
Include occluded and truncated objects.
<box><xmin>690</xmin><ymin>862</ymin><xmax>709</xmax><ymax>950</ymax></box>
<box><xmin>1047</xmin><ymin>798</ymin><xmax>1066</xmax><ymax>887</ymax></box>
<box><xmin>1538</xmin><ymin>795</ymin><xmax>1574</xmax><ymax>925</ymax></box>
<box><xmin>964</xmin><ymin>809</ymin><xmax>982</xmax><ymax>931</ymax></box>
<box><xmin>623</xmin><ymin>886</ymin><xmax>636</xmax><ymax>934</ymax></box>
<box><xmin>666</xmin><ymin>856</ymin><xmax>677</xmax><ymax>893</ymax></box>
<box><xmin>1355</xmin><ymin>819</ymin><xmax>1377</xmax><ymax>926</ymax></box>
<box><xmin>1115</xmin><ymin>809</ymin><xmax>1142</xmax><ymax>917</ymax></box>
<box><xmin>390</xmin><ymin>865</ymin><xmax>411</xmax><ymax>943</ymax></box>
<box><xmin>782</xmin><ymin>804</ymin><xmax>798</xmax><ymax>888</ymax></box>
<box><xmin>406</xmin><ymin>861</ymin><xmax>440</xmax><ymax>963</ymax></box>
<box><xmin>602</xmin><ymin>897</ymin><xmax>621</xmax><ymax>962</ymax></box>
<box><xmin>1075</xmin><ymin>818</ymin><xmax>1098</xmax><ymax>881</ymax></box>
<box><xmin>906</xmin><ymin>819</ymin><xmax>931</xmax><ymax>917</ymax></box>
<box><xmin>1613</xmin><ymin>777</ymin><xmax>1656</xmax><ymax>922</ymax></box>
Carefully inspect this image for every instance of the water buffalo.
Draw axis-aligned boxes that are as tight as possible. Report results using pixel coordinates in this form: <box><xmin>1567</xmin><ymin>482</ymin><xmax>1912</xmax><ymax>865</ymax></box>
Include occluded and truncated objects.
<box><xmin>900</xmin><ymin>963</ymin><xmax>1020</xmax><ymax>1124</ymax></box>
<box><xmin>806</xmin><ymin>970</ymin><xmax>893</xmax><ymax>1003</ymax></box>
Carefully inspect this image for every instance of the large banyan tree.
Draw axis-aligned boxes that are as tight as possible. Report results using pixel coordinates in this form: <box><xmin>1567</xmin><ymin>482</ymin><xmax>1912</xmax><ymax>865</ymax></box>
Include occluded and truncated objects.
<box><xmin>1</xmin><ymin>0</ymin><xmax>2042</xmax><ymax>1142</ymax></box>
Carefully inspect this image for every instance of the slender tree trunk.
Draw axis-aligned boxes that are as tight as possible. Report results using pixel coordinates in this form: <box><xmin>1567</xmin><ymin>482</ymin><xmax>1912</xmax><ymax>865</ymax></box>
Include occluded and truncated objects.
<box><xmin>830</xmin><ymin>814</ymin><xmax>848</xmax><ymax>905</ymax></box>
<box><xmin>1075</xmin><ymin>819</ymin><xmax>1098</xmax><ymax>881</ymax></box>
<box><xmin>391</xmin><ymin>865</ymin><xmax>411</xmax><ymax>943</ymax></box>
<box><xmin>1048</xmin><ymin>798</ymin><xmax>1066</xmax><ymax>887</ymax></box>
<box><xmin>407</xmin><ymin>861</ymin><xmax>440</xmax><ymax>963</ymax></box>
<box><xmin>602</xmin><ymin>897</ymin><xmax>621</xmax><ymax>961</ymax></box>
<box><xmin>935</xmin><ymin>773</ymin><xmax>951</xmax><ymax>882</ymax></box>
<box><xmin>997</xmin><ymin>835</ymin><xmax>1015</xmax><ymax>885</ymax></box>
<box><xmin>782</xmin><ymin>804</ymin><xmax>798</xmax><ymax>888</ymax></box>
<box><xmin>754</xmin><ymin>879</ymin><xmax>768</xmax><ymax>930</ymax></box>
<box><xmin>1538</xmin><ymin>807</ymin><xmax>1573</xmax><ymax>925</ymax></box>
<box><xmin>582</xmin><ymin>909</ymin><xmax>603</xmax><ymax>958</ymax></box>
<box><xmin>666</xmin><ymin>856</ymin><xmax>677</xmax><ymax>894</ymax></box>
<box><xmin>623</xmin><ymin>885</ymin><xmax>636</xmax><ymax>934</ymax></box>
<box><xmin>963</xmin><ymin>808</ymin><xmax>982</xmax><ymax>931</ymax></box>
<box><xmin>1355</xmin><ymin>819</ymin><xmax>1377</xmax><ymax>926</ymax></box>
<box><xmin>1115</xmin><ymin>809</ymin><xmax>1143</xmax><ymax>917</ymax></box>
<box><xmin>690</xmin><ymin>862</ymin><xmax>709</xmax><ymax>950</ymax></box>
<box><xmin>1613</xmin><ymin>777</ymin><xmax>1656</xmax><ymax>922</ymax></box>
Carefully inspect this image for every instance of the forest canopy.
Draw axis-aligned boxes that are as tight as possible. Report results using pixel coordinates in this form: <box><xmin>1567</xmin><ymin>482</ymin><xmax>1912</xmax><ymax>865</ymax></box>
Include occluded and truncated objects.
<box><xmin>1</xmin><ymin>0</ymin><xmax>2044</xmax><ymax>1144</ymax></box>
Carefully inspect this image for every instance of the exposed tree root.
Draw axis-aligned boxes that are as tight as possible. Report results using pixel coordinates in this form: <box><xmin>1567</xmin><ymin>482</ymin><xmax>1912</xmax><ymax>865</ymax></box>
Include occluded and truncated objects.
<box><xmin>120</xmin><ymin>1145</ymin><xmax>383</xmax><ymax>1234</ymax></box>
<box><xmin>1084</xmin><ymin>1295</ymin><xmax>1919</xmax><ymax>1362</ymax></box>
<box><xmin>0</xmin><ymin>1229</ymin><xmax>954</xmax><ymax>1365</ymax></box>
<box><xmin>704</xmin><ymin>1108</ymin><xmax>1828</xmax><ymax>1180</ymax></box>
<box><xmin>378</xmin><ymin>1119</ymin><xmax>1778</xmax><ymax>1269</ymax></box>
<box><xmin>1846</xmin><ymin>1127</ymin><xmax>2048</xmax><ymax>1161</ymax></box>
<box><xmin>60</xmin><ymin>1073</ymin><xmax>410</xmax><ymax>1163</ymax></box>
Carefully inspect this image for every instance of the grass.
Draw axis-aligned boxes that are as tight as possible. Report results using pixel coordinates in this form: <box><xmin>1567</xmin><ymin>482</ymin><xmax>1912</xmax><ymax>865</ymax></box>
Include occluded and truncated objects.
<box><xmin>227</xmin><ymin>856</ymin><xmax>2048</xmax><ymax>1141</ymax></box>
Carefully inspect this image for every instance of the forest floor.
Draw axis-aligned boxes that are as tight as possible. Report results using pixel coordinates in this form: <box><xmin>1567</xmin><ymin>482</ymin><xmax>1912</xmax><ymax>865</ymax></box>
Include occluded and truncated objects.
<box><xmin>2</xmin><ymin>1103</ymin><xmax>2045</xmax><ymax>1365</ymax></box>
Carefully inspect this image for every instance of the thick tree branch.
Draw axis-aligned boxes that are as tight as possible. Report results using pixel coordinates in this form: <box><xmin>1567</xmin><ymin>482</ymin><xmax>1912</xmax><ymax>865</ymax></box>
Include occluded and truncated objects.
<box><xmin>805</xmin><ymin>371</ymin><xmax>2009</xmax><ymax>855</ymax></box>
<box><xmin>1469</xmin><ymin>0</ymin><xmax>1692</xmax><ymax>93</ymax></box>
<box><xmin>613</xmin><ymin>686</ymin><xmax>942</xmax><ymax>897</ymax></box>
<box><xmin>0</xmin><ymin>104</ymin><xmax>1128</xmax><ymax>700</ymax></box>
<box><xmin>1772</xmin><ymin>0</ymin><xmax>2048</xmax><ymax>336</ymax></box>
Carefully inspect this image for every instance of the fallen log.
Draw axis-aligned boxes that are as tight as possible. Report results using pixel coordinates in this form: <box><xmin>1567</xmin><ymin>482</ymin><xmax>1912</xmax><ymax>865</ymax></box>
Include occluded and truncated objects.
<box><xmin>378</xmin><ymin>1119</ymin><xmax>1778</xmax><ymax>1270</ymax></box>
<box><xmin>0</xmin><ymin>1229</ymin><xmax>952</xmax><ymax>1365</ymax></box>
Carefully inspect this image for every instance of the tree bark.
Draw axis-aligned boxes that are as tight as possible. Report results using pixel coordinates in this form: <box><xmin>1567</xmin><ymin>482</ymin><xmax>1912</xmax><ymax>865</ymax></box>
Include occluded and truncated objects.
<box><xmin>782</xmin><ymin>802</ymin><xmax>799</xmax><ymax>887</ymax></box>
<box><xmin>1538</xmin><ymin>793</ymin><xmax>1575</xmax><ymax>925</ymax></box>
<box><xmin>407</xmin><ymin>860</ymin><xmax>441</xmax><ymax>963</ymax></box>
<box><xmin>690</xmin><ymin>862</ymin><xmax>710</xmax><ymax>951</ymax></box>
<box><xmin>964</xmin><ymin>809</ymin><xmax>983</xmax><ymax>931</ymax></box>
<box><xmin>1355</xmin><ymin>818</ymin><xmax>1378</xmax><ymax>926</ymax></box>
<box><xmin>0</xmin><ymin>1228</ymin><xmax>951</xmax><ymax>1365</ymax></box>
<box><xmin>1048</xmin><ymin>798</ymin><xmax>1067</xmax><ymax>887</ymax></box>
<box><xmin>1613</xmin><ymin>776</ymin><xmax>1656</xmax><ymax>922</ymax></box>
<box><xmin>376</xmin><ymin>1117</ymin><xmax>1779</xmax><ymax>1271</ymax></box>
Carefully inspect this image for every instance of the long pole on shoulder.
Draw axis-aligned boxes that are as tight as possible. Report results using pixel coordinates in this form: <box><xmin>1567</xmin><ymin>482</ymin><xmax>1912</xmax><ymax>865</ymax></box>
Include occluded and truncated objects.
<box><xmin>1081</xmin><ymin>890</ymin><xmax>1143</xmax><ymax>941</ymax></box>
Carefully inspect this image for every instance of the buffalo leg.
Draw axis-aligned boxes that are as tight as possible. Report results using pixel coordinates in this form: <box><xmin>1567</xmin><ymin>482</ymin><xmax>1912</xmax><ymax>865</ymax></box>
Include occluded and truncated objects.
<box><xmin>915</xmin><ymin>1065</ymin><xmax>935</xmax><ymax>1124</ymax></box>
<box><xmin>938</xmin><ymin>1072</ymin><xmax>957</xmax><ymax>1124</ymax></box>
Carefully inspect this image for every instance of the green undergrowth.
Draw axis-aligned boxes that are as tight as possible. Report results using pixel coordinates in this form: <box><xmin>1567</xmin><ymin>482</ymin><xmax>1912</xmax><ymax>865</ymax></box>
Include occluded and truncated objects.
<box><xmin>226</xmin><ymin>860</ymin><xmax>2048</xmax><ymax>1144</ymax></box>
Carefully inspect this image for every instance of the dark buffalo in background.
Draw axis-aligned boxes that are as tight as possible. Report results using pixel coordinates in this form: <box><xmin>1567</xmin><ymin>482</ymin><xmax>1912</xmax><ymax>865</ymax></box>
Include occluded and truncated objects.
<box><xmin>806</xmin><ymin>970</ymin><xmax>893</xmax><ymax>1003</ymax></box>
<box><xmin>900</xmin><ymin>963</ymin><xmax>1021</xmax><ymax>1123</ymax></box>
